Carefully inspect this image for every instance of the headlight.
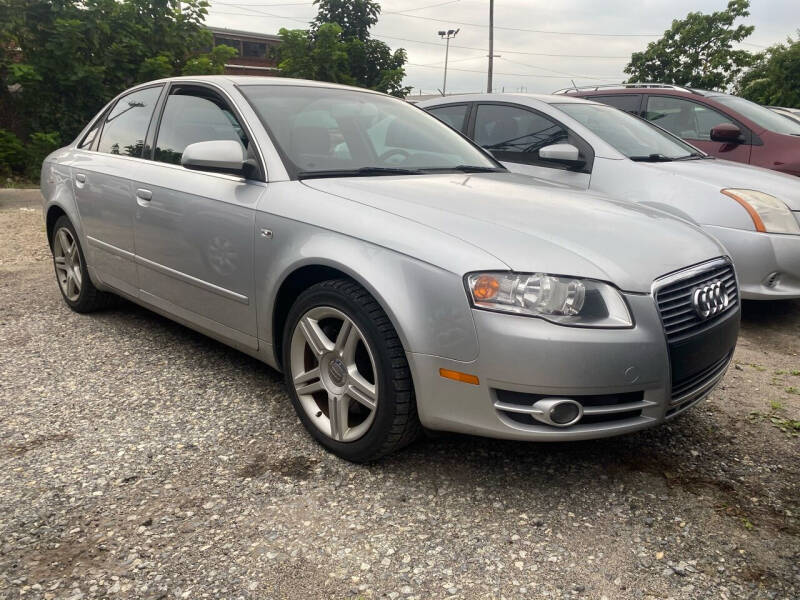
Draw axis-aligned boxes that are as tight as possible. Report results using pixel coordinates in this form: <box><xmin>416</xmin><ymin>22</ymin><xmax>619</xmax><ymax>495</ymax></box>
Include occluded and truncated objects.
<box><xmin>721</xmin><ymin>189</ymin><xmax>800</xmax><ymax>234</ymax></box>
<box><xmin>465</xmin><ymin>272</ymin><xmax>633</xmax><ymax>328</ymax></box>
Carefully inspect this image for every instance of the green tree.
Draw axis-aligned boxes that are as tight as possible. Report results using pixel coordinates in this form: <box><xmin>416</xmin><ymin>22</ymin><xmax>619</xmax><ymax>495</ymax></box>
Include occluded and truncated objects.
<box><xmin>0</xmin><ymin>0</ymin><xmax>230</xmax><ymax>144</ymax></box>
<box><xmin>736</xmin><ymin>36</ymin><xmax>800</xmax><ymax>108</ymax></box>
<box><xmin>279</xmin><ymin>0</ymin><xmax>410</xmax><ymax>97</ymax></box>
<box><xmin>624</xmin><ymin>0</ymin><xmax>755</xmax><ymax>90</ymax></box>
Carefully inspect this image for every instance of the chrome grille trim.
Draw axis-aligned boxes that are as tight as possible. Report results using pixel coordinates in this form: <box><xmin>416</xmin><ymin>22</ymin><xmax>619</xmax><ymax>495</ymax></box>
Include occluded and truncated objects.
<box><xmin>653</xmin><ymin>258</ymin><xmax>739</xmax><ymax>343</ymax></box>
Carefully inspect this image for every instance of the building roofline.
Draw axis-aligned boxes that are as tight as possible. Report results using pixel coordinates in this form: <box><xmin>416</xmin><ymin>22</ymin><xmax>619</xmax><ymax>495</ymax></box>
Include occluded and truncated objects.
<box><xmin>205</xmin><ymin>25</ymin><xmax>282</xmax><ymax>43</ymax></box>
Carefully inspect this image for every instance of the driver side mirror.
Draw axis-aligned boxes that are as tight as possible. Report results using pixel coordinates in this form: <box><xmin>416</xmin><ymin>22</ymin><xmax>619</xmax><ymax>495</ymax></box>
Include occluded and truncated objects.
<box><xmin>710</xmin><ymin>123</ymin><xmax>742</xmax><ymax>143</ymax></box>
<box><xmin>181</xmin><ymin>140</ymin><xmax>247</xmax><ymax>176</ymax></box>
<box><xmin>539</xmin><ymin>143</ymin><xmax>586</xmax><ymax>169</ymax></box>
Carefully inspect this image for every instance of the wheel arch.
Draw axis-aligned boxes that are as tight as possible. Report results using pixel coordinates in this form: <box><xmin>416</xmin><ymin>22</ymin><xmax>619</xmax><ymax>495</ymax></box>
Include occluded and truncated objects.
<box><xmin>270</xmin><ymin>260</ymin><xmax>412</xmax><ymax>371</ymax></box>
<box><xmin>45</xmin><ymin>204</ymin><xmax>68</xmax><ymax>249</ymax></box>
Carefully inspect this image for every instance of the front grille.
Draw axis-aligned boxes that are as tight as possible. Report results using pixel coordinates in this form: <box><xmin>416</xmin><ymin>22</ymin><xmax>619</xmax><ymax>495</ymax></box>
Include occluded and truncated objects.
<box><xmin>493</xmin><ymin>389</ymin><xmax>650</xmax><ymax>428</ymax></box>
<box><xmin>655</xmin><ymin>262</ymin><xmax>738</xmax><ymax>343</ymax></box>
<box><xmin>670</xmin><ymin>350</ymin><xmax>732</xmax><ymax>405</ymax></box>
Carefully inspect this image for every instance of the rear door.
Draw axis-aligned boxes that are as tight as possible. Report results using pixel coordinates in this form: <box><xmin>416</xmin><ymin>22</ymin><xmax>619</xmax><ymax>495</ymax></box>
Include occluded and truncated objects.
<box><xmin>470</xmin><ymin>102</ymin><xmax>592</xmax><ymax>189</ymax></box>
<box><xmin>131</xmin><ymin>83</ymin><xmax>263</xmax><ymax>351</ymax></box>
<box><xmin>73</xmin><ymin>85</ymin><xmax>164</xmax><ymax>296</ymax></box>
<box><xmin>644</xmin><ymin>95</ymin><xmax>752</xmax><ymax>164</ymax></box>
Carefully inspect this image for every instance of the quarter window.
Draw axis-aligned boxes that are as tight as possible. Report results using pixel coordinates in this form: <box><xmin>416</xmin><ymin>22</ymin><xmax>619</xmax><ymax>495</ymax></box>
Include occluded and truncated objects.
<box><xmin>588</xmin><ymin>95</ymin><xmax>642</xmax><ymax>115</ymax></box>
<box><xmin>645</xmin><ymin>96</ymin><xmax>736</xmax><ymax>141</ymax></box>
<box><xmin>97</xmin><ymin>86</ymin><xmax>163</xmax><ymax>157</ymax></box>
<box><xmin>474</xmin><ymin>104</ymin><xmax>569</xmax><ymax>164</ymax></box>
<box><xmin>427</xmin><ymin>104</ymin><xmax>469</xmax><ymax>132</ymax></box>
<box><xmin>154</xmin><ymin>89</ymin><xmax>249</xmax><ymax>165</ymax></box>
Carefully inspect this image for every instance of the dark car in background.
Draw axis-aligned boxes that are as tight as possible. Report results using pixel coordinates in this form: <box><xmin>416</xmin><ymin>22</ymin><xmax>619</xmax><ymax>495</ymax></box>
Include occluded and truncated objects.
<box><xmin>555</xmin><ymin>84</ymin><xmax>800</xmax><ymax>177</ymax></box>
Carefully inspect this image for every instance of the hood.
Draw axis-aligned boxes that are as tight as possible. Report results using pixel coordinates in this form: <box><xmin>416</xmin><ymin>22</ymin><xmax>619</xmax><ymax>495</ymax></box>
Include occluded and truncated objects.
<box><xmin>644</xmin><ymin>158</ymin><xmax>800</xmax><ymax>210</ymax></box>
<box><xmin>302</xmin><ymin>172</ymin><xmax>725</xmax><ymax>293</ymax></box>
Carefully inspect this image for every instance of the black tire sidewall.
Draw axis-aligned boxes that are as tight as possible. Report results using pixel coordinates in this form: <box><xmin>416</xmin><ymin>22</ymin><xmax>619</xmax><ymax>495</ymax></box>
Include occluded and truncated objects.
<box><xmin>282</xmin><ymin>283</ymin><xmax>404</xmax><ymax>462</ymax></box>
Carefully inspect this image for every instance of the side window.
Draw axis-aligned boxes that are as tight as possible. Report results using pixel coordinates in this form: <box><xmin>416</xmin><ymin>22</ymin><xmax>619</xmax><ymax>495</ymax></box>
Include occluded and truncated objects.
<box><xmin>154</xmin><ymin>90</ymin><xmax>249</xmax><ymax>165</ymax></box>
<box><xmin>589</xmin><ymin>95</ymin><xmax>642</xmax><ymax>116</ymax></box>
<box><xmin>427</xmin><ymin>104</ymin><xmax>469</xmax><ymax>132</ymax></box>
<box><xmin>97</xmin><ymin>86</ymin><xmax>162</xmax><ymax>157</ymax></box>
<box><xmin>474</xmin><ymin>104</ymin><xmax>569</xmax><ymax>165</ymax></box>
<box><xmin>78</xmin><ymin>119</ymin><xmax>102</xmax><ymax>150</ymax></box>
<box><xmin>645</xmin><ymin>96</ymin><xmax>736</xmax><ymax>141</ymax></box>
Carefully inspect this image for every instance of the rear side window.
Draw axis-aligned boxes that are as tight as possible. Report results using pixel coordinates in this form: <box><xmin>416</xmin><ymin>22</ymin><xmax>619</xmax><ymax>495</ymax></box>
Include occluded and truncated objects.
<box><xmin>97</xmin><ymin>86</ymin><xmax>163</xmax><ymax>157</ymax></box>
<box><xmin>645</xmin><ymin>96</ymin><xmax>735</xmax><ymax>141</ymax></box>
<box><xmin>474</xmin><ymin>104</ymin><xmax>569</xmax><ymax>164</ymax></box>
<box><xmin>588</xmin><ymin>95</ymin><xmax>641</xmax><ymax>115</ymax></box>
<box><xmin>426</xmin><ymin>104</ymin><xmax>469</xmax><ymax>132</ymax></box>
<box><xmin>154</xmin><ymin>90</ymin><xmax>249</xmax><ymax>165</ymax></box>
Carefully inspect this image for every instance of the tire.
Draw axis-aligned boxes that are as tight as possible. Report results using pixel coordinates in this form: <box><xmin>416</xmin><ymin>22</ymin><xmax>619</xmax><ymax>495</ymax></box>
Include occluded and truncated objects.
<box><xmin>51</xmin><ymin>216</ymin><xmax>116</xmax><ymax>313</ymax></box>
<box><xmin>282</xmin><ymin>279</ymin><xmax>421</xmax><ymax>462</ymax></box>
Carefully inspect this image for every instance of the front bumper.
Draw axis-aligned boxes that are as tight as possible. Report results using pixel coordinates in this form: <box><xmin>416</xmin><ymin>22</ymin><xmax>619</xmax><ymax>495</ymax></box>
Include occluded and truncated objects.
<box><xmin>408</xmin><ymin>293</ymin><xmax>739</xmax><ymax>441</ymax></box>
<box><xmin>703</xmin><ymin>224</ymin><xmax>800</xmax><ymax>299</ymax></box>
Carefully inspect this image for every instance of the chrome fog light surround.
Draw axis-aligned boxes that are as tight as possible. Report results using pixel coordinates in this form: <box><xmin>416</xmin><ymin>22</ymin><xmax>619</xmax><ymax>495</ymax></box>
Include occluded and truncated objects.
<box><xmin>530</xmin><ymin>398</ymin><xmax>583</xmax><ymax>427</ymax></box>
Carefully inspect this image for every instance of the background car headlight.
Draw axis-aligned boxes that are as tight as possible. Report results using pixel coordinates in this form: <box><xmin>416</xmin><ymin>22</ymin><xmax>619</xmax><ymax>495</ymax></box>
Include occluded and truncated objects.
<box><xmin>465</xmin><ymin>272</ymin><xmax>633</xmax><ymax>328</ymax></box>
<box><xmin>721</xmin><ymin>189</ymin><xmax>800</xmax><ymax>234</ymax></box>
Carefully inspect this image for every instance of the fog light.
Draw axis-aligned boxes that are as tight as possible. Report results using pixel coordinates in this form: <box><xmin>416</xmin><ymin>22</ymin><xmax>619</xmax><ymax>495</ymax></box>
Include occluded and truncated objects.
<box><xmin>549</xmin><ymin>401</ymin><xmax>581</xmax><ymax>425</ymax></box>
<box><xmin>530</xmin><ymin>398</ymin><xmax>583</xmax><ymax>427</ymax></box>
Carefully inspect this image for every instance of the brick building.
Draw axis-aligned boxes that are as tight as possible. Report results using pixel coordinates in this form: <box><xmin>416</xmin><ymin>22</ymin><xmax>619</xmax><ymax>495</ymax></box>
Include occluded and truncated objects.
<box><xmin>207</xmin><ymin>26</ymin><xmax>281</xmax><ymax>76</ymax></box>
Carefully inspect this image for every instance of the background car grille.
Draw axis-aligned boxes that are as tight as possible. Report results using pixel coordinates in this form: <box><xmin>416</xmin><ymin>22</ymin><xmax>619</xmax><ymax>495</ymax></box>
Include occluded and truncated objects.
<box><xmin>655</xmin><ymin>262</ymin><xmax>738</xmax><ymax>343</ymax></box>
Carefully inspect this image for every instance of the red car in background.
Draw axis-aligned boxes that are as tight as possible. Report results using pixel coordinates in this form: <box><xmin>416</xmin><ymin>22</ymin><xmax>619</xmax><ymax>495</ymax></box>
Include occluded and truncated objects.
<box><xmin>554</xmin><ymin>84</ymin><xmax>800</xmax><ymax>177</ymax></box>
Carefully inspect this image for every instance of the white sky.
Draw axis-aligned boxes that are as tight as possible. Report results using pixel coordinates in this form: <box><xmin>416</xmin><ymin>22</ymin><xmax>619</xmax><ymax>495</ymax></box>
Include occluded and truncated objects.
<box><xmin>206</xmin><ymin>0</ymin><xmax>800</xmax><ymax>95</ymax></box>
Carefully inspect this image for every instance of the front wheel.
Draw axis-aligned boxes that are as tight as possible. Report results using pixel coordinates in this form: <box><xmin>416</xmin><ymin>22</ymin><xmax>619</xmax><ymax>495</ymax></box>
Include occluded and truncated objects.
<box><xmin>282</xmin><ymin>279</ymin><xmax>421</xmax><ymax>462</ymax></box>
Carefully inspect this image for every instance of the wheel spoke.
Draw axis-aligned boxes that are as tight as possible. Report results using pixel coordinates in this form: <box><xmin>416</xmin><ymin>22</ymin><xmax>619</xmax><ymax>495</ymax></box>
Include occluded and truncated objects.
<box><xmin>346</xmin><ymin>373</ymin><xmax>377</xmax><ymax>410</ymax></box>
<box><xmin>54</xmin><ymin>257</ymin><xmax>68</xmax><ymax>273</ymax></box>
<box><xmin>338</xmin><ymin>320</ymin><xmax>361</xmax><ymax>362</ymax></box>
<box><xmin>334</xmin><ymin>318</ymin><xmax>352</xmax><ymax>354</ymax></box>
<box><xmin>294</xmin><ymin>366</ymin><xmax>323</xmax><ymax>396</ymax></box>
<box><xmin>328</xmin><ymin>395</ymin><xmax>350</xmax><ymax>441</ymax></box>
<box><xmin>300</xmin><ymin>316</ymin><xmax>334</xmax><ymax>357</ymax></box>
<box><xmin>66</xmin><ymin>272</ymin><xmax>77</xmax><ymax>297</ymax></box>
<box><xmin>73</xmin><ymin>266</ymin><xmax>82</xmax><ymax>287</ymax></box>
<box><xmin>57</xmin><ymin>229</ymin><xmax>70</xmax><ymax>254</ymax></box>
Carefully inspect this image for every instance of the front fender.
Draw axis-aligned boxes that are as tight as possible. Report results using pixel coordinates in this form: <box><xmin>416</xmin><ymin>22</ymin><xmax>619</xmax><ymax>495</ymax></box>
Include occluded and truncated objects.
<box><xmin>254</xmin><ymin>212</ymin><xmax>481</xmax><ymax>366</ymax></box>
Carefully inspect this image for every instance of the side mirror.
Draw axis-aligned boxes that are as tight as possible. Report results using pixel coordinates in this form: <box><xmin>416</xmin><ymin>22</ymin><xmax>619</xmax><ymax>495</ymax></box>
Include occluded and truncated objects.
<box><xmin>539</xmin><ymin>143</ymin><xmax>585</xmax><ymax>169</ymax></box>
<box><xmin>710</xmin><ymin>123</ymin><xmax>742</xmax><ymax>143</ymax></box>
<box><xmin>181</xmin><ymin>140</ymin><xmax>246</xmax><ymax>175</ymax></box>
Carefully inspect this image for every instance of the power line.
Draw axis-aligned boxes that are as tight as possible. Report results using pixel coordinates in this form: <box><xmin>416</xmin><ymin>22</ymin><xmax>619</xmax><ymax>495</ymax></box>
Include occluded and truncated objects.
<box><xmin>389</xmin><ymin>0</ymin><xmax>462</xmax><ymax>14</ymax></box>
<box><xmin>406</xmin><ymin>62</ymin><xmax>624</xmax><ymax>80</ymax></box>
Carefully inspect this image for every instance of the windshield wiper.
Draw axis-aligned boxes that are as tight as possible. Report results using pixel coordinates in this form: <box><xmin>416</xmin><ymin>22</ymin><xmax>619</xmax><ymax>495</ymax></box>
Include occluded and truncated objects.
<box><xmin>297</xmin><ymin>167</ymin><xmax>424</xmax><ymax>179</ymax></box>
<box><xmin>629</xmin><ymin>153</ymin><xmax>676</xmax><ymax>162</ymax></box>
<box><xmin>674</xmin><ymin>152</ymin><xmax>707</xmax><ymax>161</ymax></box>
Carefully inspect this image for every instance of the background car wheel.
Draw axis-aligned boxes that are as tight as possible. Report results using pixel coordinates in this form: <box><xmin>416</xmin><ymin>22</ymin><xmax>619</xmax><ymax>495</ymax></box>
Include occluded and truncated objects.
<box><xmin>51</xmin><ymin>216</ymin><xmax>116</xmax><ymax>313</ymax></box>
<box><xmin>282</xmin><ymin>279</ymin><xmax>421</xmax><ymax>462</ymax></box>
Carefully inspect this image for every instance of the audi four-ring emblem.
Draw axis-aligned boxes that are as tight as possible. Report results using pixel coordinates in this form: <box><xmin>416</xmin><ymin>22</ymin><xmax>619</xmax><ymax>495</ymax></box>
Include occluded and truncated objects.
<box><xmin>692</xmin><ymin>280</ymin><xmax>729</xmax><ymax>319</ymax></box>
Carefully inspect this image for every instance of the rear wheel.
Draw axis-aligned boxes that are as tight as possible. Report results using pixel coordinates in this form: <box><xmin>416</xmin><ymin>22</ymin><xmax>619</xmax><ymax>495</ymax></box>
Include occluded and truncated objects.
<box><xmin>282</xmin><ymin>279</ymin><xmax>421</xmax><ymax>462</ymax></box>
<box><xmin>51</xmin><ymin>216</ymin><xmax>116</xmax><ymax>313</ymax></box>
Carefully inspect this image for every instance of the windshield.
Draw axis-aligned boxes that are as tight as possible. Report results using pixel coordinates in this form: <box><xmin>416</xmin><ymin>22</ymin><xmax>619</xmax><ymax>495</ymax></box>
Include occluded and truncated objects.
<box><xmin>712</xmin><ymin>95</ymin><xmax>800</xmax><ymax>135</ymax></box>
<box><xmin>555</xmin><ymin>103</ymin><xmax>700</xmax><ymax>160</ymax></box>
<box><xmin>239</xmin><ymin>85</ymin><xmax>500</xmax><ymax>177</ymax></box>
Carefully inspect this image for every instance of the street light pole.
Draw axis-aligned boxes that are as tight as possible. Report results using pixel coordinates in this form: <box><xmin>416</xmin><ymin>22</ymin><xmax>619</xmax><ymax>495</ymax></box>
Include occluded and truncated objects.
<box><xmin>438</xmin><ymin>28</ymin><xmax>459</xmax><ymax>96</ymax></box>
<box><xmin>487</xmin><ymin>0</ymin><xmax>494</xmax><ymax>93</ymax></box>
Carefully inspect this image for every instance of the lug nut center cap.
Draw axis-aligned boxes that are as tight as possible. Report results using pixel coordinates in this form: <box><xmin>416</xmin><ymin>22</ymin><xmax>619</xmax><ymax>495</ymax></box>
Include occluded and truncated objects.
<box><xmin>328</xmin><ymin>357</ymin><xmax>347</xmax><ymax>387</ymax></box>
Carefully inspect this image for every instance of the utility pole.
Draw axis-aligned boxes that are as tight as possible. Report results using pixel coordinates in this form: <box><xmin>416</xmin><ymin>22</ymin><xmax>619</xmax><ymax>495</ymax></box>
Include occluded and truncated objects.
<box><xmin>438</xmin><ymin>28</ymin><xmax>459</xmax><ymax>96</ymax></box>
<box><xmin>487</xmin><ymin>0</ymin><xmax>494</xmax><ymax>93</ymax></box>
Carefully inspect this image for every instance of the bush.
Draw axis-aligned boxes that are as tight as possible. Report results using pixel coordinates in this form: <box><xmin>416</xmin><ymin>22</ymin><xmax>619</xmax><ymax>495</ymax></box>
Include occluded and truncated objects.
<box><xmin>0</xmin><ymin>129</ymin><xmax>61</xmax><ymax>182</ymax></box>
<box><xmin>0</xmin><ymin>129</ymin><xmax>28</xmax><ymax>177</ymax></box>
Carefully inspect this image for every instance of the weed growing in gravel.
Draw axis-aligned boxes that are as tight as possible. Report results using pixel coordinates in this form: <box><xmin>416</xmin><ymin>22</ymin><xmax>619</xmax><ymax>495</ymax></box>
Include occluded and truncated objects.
<box><xmin>770</xmin><ymin>400</ymin><xmax>783</xmax><ymax>412</ymax></box>
<box><xmin>748</xmin><ymin>408</ymin><xmax>800</xmax><ymax>438</ymax></box>
<box><xmin>749</xmin><ymin>363</ymin><xmax>767</xmax><ymax>371</ymax></box>
<box><xmin>786</xmin><ymin>387</ymin><xmax>799</xmax><ymax>395</ymax></box>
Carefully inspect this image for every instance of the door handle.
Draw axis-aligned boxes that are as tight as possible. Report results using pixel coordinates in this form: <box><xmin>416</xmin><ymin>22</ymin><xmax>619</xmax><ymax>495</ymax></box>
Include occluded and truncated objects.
<box><xmin>75</xmin><ymin>173</ymin><xmax>86</xmax><ymax>187</ymax></box>
<box><xmin>136</xmin><ymin>188</ymin><xmax>152</xmax><ymax>201</ymax></box>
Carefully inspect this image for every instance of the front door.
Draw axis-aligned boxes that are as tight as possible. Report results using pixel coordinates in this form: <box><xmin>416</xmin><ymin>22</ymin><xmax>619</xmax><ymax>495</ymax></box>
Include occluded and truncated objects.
<box><xmin>644</xmin><ymin>95</ymin><xmax>752</xmax><ymax>165</ymax></box>
<box><xmin>73</xmin><ymin>85</ymin><xmax>164</xmax><ymax>296</ymax></box>
<box><xmin>132</xmin><ymin>84</ymin><xmax>263</xmax><ymax>350</ymax></box>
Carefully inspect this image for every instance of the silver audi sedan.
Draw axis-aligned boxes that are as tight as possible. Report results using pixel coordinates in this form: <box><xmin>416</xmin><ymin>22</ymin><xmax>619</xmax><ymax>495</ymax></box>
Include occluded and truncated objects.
<box><xmin>41</xmin><ymin>76</ymin><xmax>740</xmax><ymax>461</ymax></box>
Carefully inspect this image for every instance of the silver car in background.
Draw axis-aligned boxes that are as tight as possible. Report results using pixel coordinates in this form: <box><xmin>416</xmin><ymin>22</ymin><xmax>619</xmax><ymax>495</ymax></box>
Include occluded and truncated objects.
<box><xmin>42</xmin><ymin>77</ymin><xmax>739</xmax><ymax>461</ymax></box>
<box><xmin>420</xmin><ymin>94</ymin><xmax>800</xmax><ymax>299</ymax></box>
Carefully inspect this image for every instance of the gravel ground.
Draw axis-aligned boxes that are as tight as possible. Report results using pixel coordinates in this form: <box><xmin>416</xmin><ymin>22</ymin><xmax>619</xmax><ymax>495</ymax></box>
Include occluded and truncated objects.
<box><xmin>1</xmin><ymin>202</ymin><xmax>798</xmax><ymax>600</ymax></box>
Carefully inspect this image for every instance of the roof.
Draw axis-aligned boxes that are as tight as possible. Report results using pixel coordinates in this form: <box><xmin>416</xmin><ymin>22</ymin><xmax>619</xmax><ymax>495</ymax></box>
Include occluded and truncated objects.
<box><xmin>206</xmin><ymin>25</ymin><xmax>282</xmax><ymax>43</ymax></box>
<box><xmin>416</xmin><ymin>92</ymin><xmax>599</xmax><ymax>107</ymax></box>
<box><xmin>127</xmin><ymin>75</ymin><xmax>391</xmax><ymax>97</ymax></box>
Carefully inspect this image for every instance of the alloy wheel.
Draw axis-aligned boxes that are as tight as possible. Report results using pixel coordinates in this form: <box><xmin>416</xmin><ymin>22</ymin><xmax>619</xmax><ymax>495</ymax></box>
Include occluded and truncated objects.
<box><xmin>53</xmin><ymin>227</ymin><xmax>82</xmax><ymax>302</ymax></box>
<box><xmin>289</xmin><ymin>306</ymin><xmax>379</xmax><ymax>442</ymax></box>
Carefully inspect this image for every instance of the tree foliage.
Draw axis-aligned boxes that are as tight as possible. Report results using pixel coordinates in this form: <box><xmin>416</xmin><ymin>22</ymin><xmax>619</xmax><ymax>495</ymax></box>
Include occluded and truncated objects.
<box><xmin>0</xmin><ymin>0</ymin><xmax>230</xmax><ymax>144</ymax></box>
<box><xmin>279</xmin><ymin>0</ymin><xmax>410</xmax><ymax>97</ymax></box>
<box><xmin>624</xmin><ymin>0</ymin><xmax>755</xmax><ymax>90</ymax></box>
<box><xmin>736</xmin><ymin>36</ymin><xmax>800</xmax><ymax>108</ymax></box>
